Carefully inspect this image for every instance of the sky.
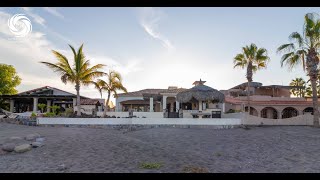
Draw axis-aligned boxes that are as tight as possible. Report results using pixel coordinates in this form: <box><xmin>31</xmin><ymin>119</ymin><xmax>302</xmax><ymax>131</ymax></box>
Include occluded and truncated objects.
<box><xmin>0</xmin><ymin>7</ymin><xmax>320</xmax><ymax>103</ymax></box>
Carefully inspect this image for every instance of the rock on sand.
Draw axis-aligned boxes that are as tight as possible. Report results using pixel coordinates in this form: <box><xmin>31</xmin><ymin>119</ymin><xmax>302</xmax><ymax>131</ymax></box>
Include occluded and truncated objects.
<box><xmin>14</xmin><ymin>144</ymin><xmax>32</xmax><ymax>153</ymax></box>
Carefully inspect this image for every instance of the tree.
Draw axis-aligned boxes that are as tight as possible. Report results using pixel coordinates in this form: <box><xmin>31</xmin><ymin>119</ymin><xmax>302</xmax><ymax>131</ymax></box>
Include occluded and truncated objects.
<box><xmin>37</xmin><ymin>103</ymin><xmax>46</xmax><ymax>113</ymax></box>
<box><xmin>40</xmin><ymin>44</ymin><xmax>105</xmax><ymax>116</ymax></box>
<box><xmin>289</xmin><ymin>78</ymin><xmax>306</xmax><ymax>97</ymax></box>
<box><xmin>93</xmin><ymin>70</ymin><xmax>127</xmax><ymax>117</ymax></box>
<box><xmin>0</xmin><ymin>64</ymin><xmax>21</xmax><ymax>110</ymax></box>
<box><xmin>305</xmin><ymin>82</ymin><xmax>320</xmax><ymax>97</ymax></box>
<box><xmin>277</xmin><ymin>13</ymin><xmax>320</xmax><ymax>127</ymax></box>
<box><xmin>49</xmin><ymin>105</ymin><xmax>60</xmax><ymax>115</ymax></box>
<box><xmin>233</xmin><ymin>43</ymin><xmax>270</xmax><ymax>114</ymax></box>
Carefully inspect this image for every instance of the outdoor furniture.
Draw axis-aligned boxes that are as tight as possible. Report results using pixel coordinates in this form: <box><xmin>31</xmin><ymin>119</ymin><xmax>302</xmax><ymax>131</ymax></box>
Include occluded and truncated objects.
<box><xmin>191</xmin><ymin>112</ymin><xmax>212</xmax><ymax>119</ymax></box>
<box><xmin>211</xmin><ymin>110</ymin><xmax>222</xmax><ymax>118</ymax></box>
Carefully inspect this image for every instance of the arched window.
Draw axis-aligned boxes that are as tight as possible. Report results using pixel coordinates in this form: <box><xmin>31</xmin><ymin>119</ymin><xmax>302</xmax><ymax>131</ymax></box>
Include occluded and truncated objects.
<box><xmin>245</xmin><ymin>106</ymin><xmax>258</xmax><ymax>116</ymax></box>
<box><xmin>282</xmin><ymin>107</ymin><xmax>298</xmax><ymax>119</ymax></box>
<box><xmin>303</xmin><ymin>107</ymin><xmax>314</xmax><ymax>115</ymax></box>
<box><xmin>261</xmin><ymin>107</ymin><xmax>278</xmax><ymax>119</ymax></box>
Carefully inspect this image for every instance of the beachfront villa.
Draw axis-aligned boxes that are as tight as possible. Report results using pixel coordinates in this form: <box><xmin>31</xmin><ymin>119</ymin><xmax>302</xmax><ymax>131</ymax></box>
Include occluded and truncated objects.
<box><xmin>220</xmin><ymin>82</ymin><xmax>314</xmax><ymax>119</ymax></box>
<box><xmin>115</xmin><ymin>79</ymin><xmax>225</xmax><ymax>118</ymax></box>
<box><xmin>0</xmin><ymin>80</ymin><xmax>316</xmax><ymax>119</ymax></box>
<box><xmin>114</xmin><ymin>80</ymin><xmax>315</xmax><ymax>119</ymax></box>
<box><xmin>0</xmin><ymin>86</ymin><xmax>105</xmax><ymax>115</ymax></box>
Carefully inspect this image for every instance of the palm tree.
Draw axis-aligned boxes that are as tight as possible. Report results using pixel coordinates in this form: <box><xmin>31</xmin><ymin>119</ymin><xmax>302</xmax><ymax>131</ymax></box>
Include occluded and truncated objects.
<box><xmin>289</xmin><ymin>77</ymin><xmax>306</xmax><ymax>97</ymax></box>
<box><xmin>93</xmin><ymin>70</ymin><xmax>127</xmax><ymax>117</ymax></box>
<box><xmin>305</xmin><ymin>82</ymin><xmax>320</xmax><ymax>97</ymax></box>
<box><xmin>277</xmin><ymin>13</ymin><xmax>320</xmax><ymax>127</ymax></box>
<box><xmin>233</xmin><ymin>43</ymin><xmax>270</xmax><ymax>114</ymax></box>
<box><xmin>40</xmin><ymin>44</ymin><xmax>105</xmax><ymax>116</ymax></box>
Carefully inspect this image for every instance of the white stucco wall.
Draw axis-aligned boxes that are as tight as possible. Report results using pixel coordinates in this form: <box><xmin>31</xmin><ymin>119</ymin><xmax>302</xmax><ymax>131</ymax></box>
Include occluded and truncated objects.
<box><xmin>97</xmin><ymin>112</ymin><xmax>163</xmax><ymax>118</ymax></box>
<box><xmin>37</xmin><ymin>113</ymin><xmax>315</xmax><ymax>126</ymax></box>
<box><xmin>38</xmin><ymin>117</ymin><xmax>241</xmax><ymax>126</ymax></box>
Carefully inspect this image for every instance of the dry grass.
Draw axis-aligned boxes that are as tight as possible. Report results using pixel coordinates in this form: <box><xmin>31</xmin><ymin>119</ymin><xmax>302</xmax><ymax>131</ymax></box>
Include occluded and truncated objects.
<box><xmin>182</xmin><ymin>165</ymin><xmax>209</xmax><ymax>173</ymax></box>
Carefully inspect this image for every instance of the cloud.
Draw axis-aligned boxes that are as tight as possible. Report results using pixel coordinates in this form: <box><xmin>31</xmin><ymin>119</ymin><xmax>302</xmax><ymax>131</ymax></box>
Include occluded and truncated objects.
<box><xmin>0</xmin><ymin>10</ymin><xmax>139</xmax><ymax>99</ymax></box>
<box><xmin>19</xmin><ymin>8</ymin><xmax>74</xmax><ymax>45</ymax></box>
<box><xmin>138</xmin><ymin>7</ymin><xmax>175</xmax><ymax>51</ymax></box>
<box><xmin>89</xmin><ymin>55</ymin><xmax>144</xmax><ymax>76</ymax></box>
<box><xmin>21</xmin><ymin>7</ymin><xmax>46</xmax><ymax>27</ymax></box>
<box><xmin>42</xmin><ymin>7</ymin><xmax>64</xmax><ymax>19</ymax></box>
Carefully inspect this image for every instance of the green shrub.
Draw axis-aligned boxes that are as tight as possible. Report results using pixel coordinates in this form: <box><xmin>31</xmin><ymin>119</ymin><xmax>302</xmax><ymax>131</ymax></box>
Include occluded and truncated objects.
<box><xmin>49</xmin><ymin>105</ymin><xmax>60</xmax><ymax>115</ymax></box>
<box><xmin>37</xmin><ymin>103</ymin><xmax>46</xmax><ymax>113</ymax></box>
<box><xmin>31</xmin><ymin>112</ymin><xmax>37</xmax><ymax>117</ymax></box>
<box><xmin>44</xmin><ymin>112</ymin><xmax>55</xmax><ymax>117</ymax></box>
<box><xmin>225</xmin><ymin>109</ymin><xmax>242</xmax><ymax>114</ymax></box>
<box><xmin>139</xmin><ymin>162</ymin><xmax>163</xmax><ymax>169</ymax></box>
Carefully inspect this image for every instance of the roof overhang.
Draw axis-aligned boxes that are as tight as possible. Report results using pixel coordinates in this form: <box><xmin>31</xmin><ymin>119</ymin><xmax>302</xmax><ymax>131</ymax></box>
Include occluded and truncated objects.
<box><xmin>0</xmin><ymin>94</ymin><xmax>77</xmax><ymax>99</ymax></box>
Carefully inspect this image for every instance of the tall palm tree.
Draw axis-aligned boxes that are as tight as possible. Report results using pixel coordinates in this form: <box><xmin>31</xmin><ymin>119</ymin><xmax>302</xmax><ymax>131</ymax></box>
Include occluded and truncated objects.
<box><xmin>93</xmin><ymin>70</ymin><xmax>127</xmax><ymax>117</ymax></box>
<box><xmin>289</xmin><ymin>77</ymin><xmax>306</xmax><ymax>97</ymax></box>
<box><xmin>233</xmin><ymin>43</ymin><xmax>270</xmax><ymax>114</ymax></box>
<box><xmin>277</xmin><ymin>13</ymin><xmax>320</xmax><ymax>127</ymax></box>
<box><xmin>40</xmin><ymin>44</ymin><xmax>105</xmax><ymax>116</ymax></box>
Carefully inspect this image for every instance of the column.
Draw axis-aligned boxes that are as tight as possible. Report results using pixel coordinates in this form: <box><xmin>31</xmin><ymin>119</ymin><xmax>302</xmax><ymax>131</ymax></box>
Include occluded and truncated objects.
<box><xmin>176</xmin><ymin>101</ymin><xmax>180</xmax><ymax>112</ymax></box>
<box><xmin>162</xmin><ymin>96</ymin><xmax>167</xmax><ymax>112</ymax></box>
<box><xmin>199</xmin><ymin>101</ymin><xmax>203</xmax><ymax>111</ymax></box>
<box><xmin>33</xmin><ymin>97</ymin><xmax>38</xmax><ymax>113</ymax></box>
<box><xmin>47</xmin><ymin>100</ymin><xmax>51</xmax><ymax>112</ymax></box>
<box><xmin>72</xmin><ymin>98</ymin><xmax>77</xmax><ymax>107</ymax></box>
<box><xmin>10</xmin><ymin>99</ymin><xmax>14</xmax><ymax>112</ymax></box>
<box><xmin>222</xmin><ymin>103</ymin><xmax>225</xmax><ymax>113</ymax></box>
<box><xmin>149</xmin><ymin>97</ymin><xmax>154</xmax><ymax>112</ymax></box>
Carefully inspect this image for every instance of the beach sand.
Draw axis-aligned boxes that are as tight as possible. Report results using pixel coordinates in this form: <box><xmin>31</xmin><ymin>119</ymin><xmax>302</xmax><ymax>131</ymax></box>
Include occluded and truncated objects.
<box><xmin>0</xmin><ymin>123</ymin><xmax>320</xmax><ymax>173</ymax></box>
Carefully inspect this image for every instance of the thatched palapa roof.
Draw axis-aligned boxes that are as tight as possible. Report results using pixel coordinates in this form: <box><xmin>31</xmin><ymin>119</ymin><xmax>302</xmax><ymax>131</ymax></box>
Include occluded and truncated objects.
<box><xmin>176</xmin><ymin>80</ymin><xmax>225</xmax><ymax>103</ymax></box>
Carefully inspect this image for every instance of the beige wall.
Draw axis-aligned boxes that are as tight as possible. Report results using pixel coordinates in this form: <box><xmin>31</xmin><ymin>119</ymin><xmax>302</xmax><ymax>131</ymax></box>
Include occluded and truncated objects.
<box><xmin>254</xmin><ymin>88</ymin><xmax>290</xmax><ymax>97</ymax></box>
<box><xmin>225</xmin><ymin>102</ymin><xmax>314</xmax><ymax>119</ymax></box>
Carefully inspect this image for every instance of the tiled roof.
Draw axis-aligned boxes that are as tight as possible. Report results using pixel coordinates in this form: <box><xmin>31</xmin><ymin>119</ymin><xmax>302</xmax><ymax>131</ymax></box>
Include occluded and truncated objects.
<box><xmin>80</xmin><ymin>99</ymin><xmax>101</xmax><ymax>105</ymax></box>
<box><xmin>117</xmin><ymin>89</ymin><xmax>166</xmax><ymax>97</ymax></box>
<box><xmin>160</xmin><ymin>88</ymin><xmax>187</xmax><ymax>93</ymax></box>
<box><xmin>117</xmin><ymin>88</ymin><xmax>188</xmax><ymax>97</ymax></box>
<box><xmin>17</xmin><ymin>86</ymin><xmax>89</xmax><ymax>98</ymax></box>
<box><xmin>225</xmin><ymin>97</ymin><xmax>314</xmax><ymax>105</ymax></box>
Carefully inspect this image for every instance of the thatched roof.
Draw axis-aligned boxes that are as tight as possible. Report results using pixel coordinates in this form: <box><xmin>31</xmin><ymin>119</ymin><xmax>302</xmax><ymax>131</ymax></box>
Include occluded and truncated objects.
<box><xmin>176</xmin><ymin>84</ymin><xmax>225</xmax><ymax>103</ymax></box>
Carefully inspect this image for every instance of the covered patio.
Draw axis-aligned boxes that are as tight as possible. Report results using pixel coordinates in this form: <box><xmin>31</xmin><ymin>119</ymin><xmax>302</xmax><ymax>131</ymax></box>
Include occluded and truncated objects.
<box><xmin>0</xmin><ymin>94</ymin><xmax>76</xmax><ymax>113</ymax></box>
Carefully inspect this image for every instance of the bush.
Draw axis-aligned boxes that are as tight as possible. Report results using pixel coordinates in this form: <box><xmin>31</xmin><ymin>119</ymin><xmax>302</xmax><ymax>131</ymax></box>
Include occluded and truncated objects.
<box><xmin>225</xmin><ymin>109</ymin><xmax>242</xmax><ymax>114</ymax></box>
<box><xmin>65</xmin><ymin>108</ymin><xmax>74</xmax><ymax>117</ymax></box>
<box><xmin>182</xmin><ymin>166</ymin><xmax>209</xmax><ymax>173</ymax></box>
<box><xmin>31</xmin><ymin>112</ymin><xmax>37</xmax><ymax>117</ymax></box>
<box><xmin>139</xmin><ymin>162</ymin><xmax>163</xmax><ymax>169</ymax></box>
<box><xmin>44</xmin><ymin>112</ymin><xmax>56</xmax><ymax>117</ymax></box>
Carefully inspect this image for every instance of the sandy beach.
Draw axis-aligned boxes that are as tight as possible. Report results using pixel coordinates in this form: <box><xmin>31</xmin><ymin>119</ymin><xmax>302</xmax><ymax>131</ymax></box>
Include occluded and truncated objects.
<box><xmin>1</xmin><ymin>123</ymin><xmax>320</xmax><ymax>173</ymax></box>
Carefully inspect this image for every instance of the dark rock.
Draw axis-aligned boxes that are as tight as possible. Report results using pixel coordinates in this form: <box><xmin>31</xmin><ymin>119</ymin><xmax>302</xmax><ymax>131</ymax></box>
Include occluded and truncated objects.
<box><xmin>2</xmin><ymin>143</ymin><xmax>15</xmax><ymax>152</ymax></box>
<box><xmin>31</xmin><ymin>142</ymin><xmax>43</xmax><ymax>148</ymax></box>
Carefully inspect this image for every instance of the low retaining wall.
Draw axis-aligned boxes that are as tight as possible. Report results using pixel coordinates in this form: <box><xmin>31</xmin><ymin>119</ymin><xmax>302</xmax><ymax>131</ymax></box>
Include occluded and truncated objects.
<box><xmin>37</xmin><ymin>117</ymin><xmax>241</xmax><ymax>126</ymax></box>
<box><xmin>242</xmin><ymin>114</ymin><xmax>314</xmax><ymax>126</ymax></box>
<box><xmin>37</xmin><ymin>113</ymin><xmax>315</xmax><ymax>126</ymax></box>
